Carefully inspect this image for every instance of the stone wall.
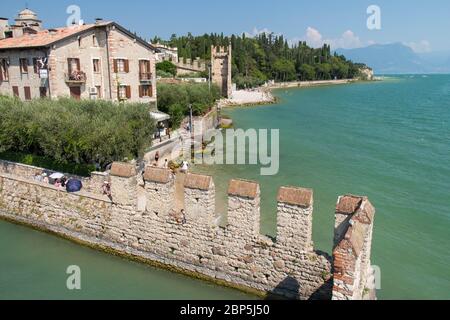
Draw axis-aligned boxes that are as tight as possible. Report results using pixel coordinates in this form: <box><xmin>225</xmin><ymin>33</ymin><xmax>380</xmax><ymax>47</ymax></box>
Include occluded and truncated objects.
<box><xmin>0</xmin><ymin>161</ymin><xmax>376</xmax><ymax>300</ymax></box>
<box><xmin>332</xmin><ymin>195</ymin><xmax>376</xmax><ymax>300</ymax></box>
<box><xmin>0</xmin><ymin>159</ymin><xmax>107</xmax><ymax>195</ymax></box>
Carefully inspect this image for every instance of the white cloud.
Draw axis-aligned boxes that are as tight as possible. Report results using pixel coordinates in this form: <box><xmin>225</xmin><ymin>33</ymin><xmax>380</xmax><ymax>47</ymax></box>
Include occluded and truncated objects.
<box><xmin>288</xmin><ymin>27</ymin><xmax>364</xmax><ymax>50</ymax></box>
<box><xmin>244</xmin><ymin>27</ymin><xmax>433</xmax><ymax>53</ymax></box>
<box><xmin>244</xmin><ymin>27</ymin><xmax>279</xmax><ymax>38</ymax></box>
<box><xmin>404</xmin><ymin>40</ymin><xmax>432</xmax><ymax>53</ymax></box>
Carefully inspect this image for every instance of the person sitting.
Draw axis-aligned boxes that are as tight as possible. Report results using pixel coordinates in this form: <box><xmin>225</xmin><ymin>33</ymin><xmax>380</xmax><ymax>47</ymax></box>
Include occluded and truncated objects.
<box><xmin>54</xmin><ymin>179</ymin><xmax>62</xmax><ymax>188</ymax></box>
<box><xmin>42</xmin><ymin>173</ymin><xmax>49</xmax><ymax>184</ymax></box>
<box><xmin>180</xmin><ymin>160</ymin><xmax>189</xmax><ymax>173</ymax></box>
<box><xmin>34</xmin><ymin>173</ymin><xmax>43</xmax><ymax>183</ymax></box>
<box><xmin>60</xmin><ymin>176</ymin><xmax>67</xmax><ymax>187</ymax></box>
<box><xmin>102</xmin><ymin>181</ymin><xmax>112</xmax><ymax>200</ymax></box>
<box><xmin>163</xmin><ymin>159</ymin><xmax>169</xmax><ymax>169</ymax></box>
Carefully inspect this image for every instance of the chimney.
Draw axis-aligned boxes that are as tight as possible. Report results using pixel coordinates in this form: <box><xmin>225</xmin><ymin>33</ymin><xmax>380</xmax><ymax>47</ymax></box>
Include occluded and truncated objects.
<box><xmin>48</xmin><ymin>28</ymin><xmax>58</xmax><ymax>35</ymax></box>
<box><xmin>95</xmin><ymin>18</ymin><xmax>103</xmax><ymax>24</ymax></box>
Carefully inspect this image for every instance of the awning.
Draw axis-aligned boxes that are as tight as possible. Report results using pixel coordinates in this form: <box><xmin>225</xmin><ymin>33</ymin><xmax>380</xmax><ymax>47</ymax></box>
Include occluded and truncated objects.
<box><xmin>150</xmin><ymin>111</ymin><xmax>171</xmax><ymax>122</ymax></box>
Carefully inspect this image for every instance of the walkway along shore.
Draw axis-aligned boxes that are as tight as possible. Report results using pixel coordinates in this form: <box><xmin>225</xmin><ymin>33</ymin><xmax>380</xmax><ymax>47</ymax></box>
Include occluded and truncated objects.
<box><xmin>219</xmin><ymin>79</ymin><xmax>369</xmax><ymax>108</ymax></box>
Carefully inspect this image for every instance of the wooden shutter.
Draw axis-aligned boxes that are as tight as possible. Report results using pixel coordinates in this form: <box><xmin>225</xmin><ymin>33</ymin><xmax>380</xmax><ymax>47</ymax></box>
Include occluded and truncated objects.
<box><xmin>126</xmin><ymin>86</ymin><xmax>131</xmax><ymax>99</ymax></box>
<box><xmin>24</xmin><ymin>86</ymin><xmax>31</xmax><ymax>100</ymax></box>
<box><xmin>149</xmin><ymin>85</ymin><xmax>153</xmax><ymax>97</ymax></box>
<box><xmin>113</xmin><ymin>59</ymin><xmax>118</xmax><ymax>73</ymax></box>
<box><xmin>12</xmin><ymin>86</ymin><xmax>19</xmax><ymax>97</ymax></box>
<box><xmin>33</xmin><ymin>58</ymin><xmax>38</xmax><ymax>73</ymax></box>
<box><xmin>0</xmin><ymin>61</ymin><xmax>2</xmax><ymax>82</ymax></box>
<box><xmin>124</xmin><ymin>59</ymin><xmax>129</xmax><ymax>73</ymax></box>
<box><xmin>76</xmin><ymin>58</ymin><xmax>81</xmax><ymax>71</ymax></box>
<box><xmin>139</xmin><ymin>85</ymin><xmax>143</xmax><ymax>98</ymax></box>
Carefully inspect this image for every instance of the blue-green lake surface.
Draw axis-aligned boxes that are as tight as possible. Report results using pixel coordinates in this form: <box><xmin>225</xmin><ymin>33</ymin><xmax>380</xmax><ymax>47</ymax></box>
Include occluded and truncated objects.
<box><xmin>194</xmin><ymin>75</ymin><xmax>450</xmax><ymax>300</ymax></box>
<box><xmin>1</xmin><ymin>75</ymin><xmax>449</xmax><ymax>299</ymax></box>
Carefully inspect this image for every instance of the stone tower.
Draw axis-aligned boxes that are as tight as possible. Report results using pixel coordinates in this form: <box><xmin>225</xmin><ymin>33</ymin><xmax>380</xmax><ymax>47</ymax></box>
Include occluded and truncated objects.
<box><xmin>211</xmin><ymin>44</ymin><xmax>232</xmax><ymax>98</ymax></box>
<box><xmin>14</xmin><ymin>8</ymin><xmax>43</xmax><ymax>31</ymax></box>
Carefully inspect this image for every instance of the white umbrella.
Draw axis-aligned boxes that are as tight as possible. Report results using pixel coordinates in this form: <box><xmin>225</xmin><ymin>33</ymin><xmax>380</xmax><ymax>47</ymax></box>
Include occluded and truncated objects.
<box><xmin>49</xmin><ymin>172</ymin><xmax>64</xmax><ymax>179</ymax></box>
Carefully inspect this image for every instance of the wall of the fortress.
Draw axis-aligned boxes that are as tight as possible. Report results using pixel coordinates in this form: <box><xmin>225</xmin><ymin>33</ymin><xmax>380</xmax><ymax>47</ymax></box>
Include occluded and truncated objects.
<box><xmin>0</xmin><ymin>161</ymin><xmax>376</xmax><ymax>300</ymax></box>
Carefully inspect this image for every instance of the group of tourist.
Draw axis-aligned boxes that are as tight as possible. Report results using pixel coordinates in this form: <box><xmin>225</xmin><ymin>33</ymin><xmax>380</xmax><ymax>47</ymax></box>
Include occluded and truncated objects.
<box><xmin>33</xmin><ymin>172</ymin><xmax>67</xmax><ymax>187</ymax></box>
<box><xmin>33</xmin><ymin>172</ymin><xmax>83</xmax><ymax>193</ymax></box>
<box><xmin>152</xmin><ymin>151</ymin><xmax>190</xmax><ymax>174</ymax></box>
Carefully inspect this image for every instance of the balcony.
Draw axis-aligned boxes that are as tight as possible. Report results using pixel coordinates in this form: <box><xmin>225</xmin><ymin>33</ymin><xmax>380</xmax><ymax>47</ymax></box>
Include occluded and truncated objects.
<box><xmin>65</xmin><ymin>71</ymin><xmax>86</xmax><ymax>85</ymax></box>
<box><xmin>139</xmin><ymin>72</ymin><xmax>153</xmax><ymax>82</ymax></box>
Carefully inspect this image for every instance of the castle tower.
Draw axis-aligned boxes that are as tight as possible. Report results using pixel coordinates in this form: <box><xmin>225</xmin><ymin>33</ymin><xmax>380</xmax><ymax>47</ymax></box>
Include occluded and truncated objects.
<box><xmin>211</xmin><ymin>44</ymin><xmax>232</xmax><ymax>98</ymax></box>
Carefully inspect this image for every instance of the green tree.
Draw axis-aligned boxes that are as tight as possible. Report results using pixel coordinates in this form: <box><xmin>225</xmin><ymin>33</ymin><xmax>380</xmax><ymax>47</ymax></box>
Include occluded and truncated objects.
<box><xmin>156</xmin><ymin>61</ymin><xmax>177</xmax><ymax>77</ymax></box>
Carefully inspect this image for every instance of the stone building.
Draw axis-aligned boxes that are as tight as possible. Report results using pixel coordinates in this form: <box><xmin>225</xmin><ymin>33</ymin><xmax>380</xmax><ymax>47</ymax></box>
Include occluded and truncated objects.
<box><xmin>0</xmin><ymin>9</ymin><xmax>157</xmax><ymax>104</ymax></box>
<box><xmin>211</xmin><ymin>45</ymin><xmax>232</xmax><ymax>98</ymax></box>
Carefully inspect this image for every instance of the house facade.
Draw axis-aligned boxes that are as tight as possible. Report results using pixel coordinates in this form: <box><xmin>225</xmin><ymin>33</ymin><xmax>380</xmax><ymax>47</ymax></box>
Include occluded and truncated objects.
<box><xmin>0</xmin><ymin>9</ymin><xmax>157</xmax><ymax>104</ymax></box>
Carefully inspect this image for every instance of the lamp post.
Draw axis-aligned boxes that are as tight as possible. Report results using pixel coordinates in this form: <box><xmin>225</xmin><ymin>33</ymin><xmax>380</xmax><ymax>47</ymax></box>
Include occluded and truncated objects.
<box><xmin>189</xmin><ymin>104</ymin><xmax>194</xmax><ymax>161</ymax></box>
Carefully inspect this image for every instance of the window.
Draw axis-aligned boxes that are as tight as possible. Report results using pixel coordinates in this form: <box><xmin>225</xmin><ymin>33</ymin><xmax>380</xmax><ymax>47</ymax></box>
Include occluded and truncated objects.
<box><xmin>93</xmin><ymin>59</ymin><xmax>100</xmax><ymax>73</ymax></box>
<box><xmin>139</xmin><ymin>85</ymin><xmax>152</xmax><ymax>98</ymax></box>
<box><xmin>139</xmin><ymin>60</ymin><xmax>151</xmax><ymax>80</ymax></box>
<box><xmin>20</xmin><ymin>58</ymin><xmax>29</xmax><ymax>73</ymax></box>
<box><xmin>39</xmin><ymin>87</ymin><xmax>47</xmax><ymax>98</ymax></box>
<box><xmin>114</xmin><ymin>59</ymin><xmax>129</xmax><ymax>73</ymax></box>
<box><xmin>0</xmin><ymin>59</ymin><xmax>9</xmax><ymax>81</ymax></box>
<box><xmin>118</xmin><ymin>85</ymin><xmax>131</xmax><ymax>100</ymax></box>
<box><xmin>12</xmin><ymin>86</ymin><xmax>19</xmax><ymax>97</ymax></box>
<box><xmin>96</xmin><ymin>85</ymin><xmax>102</xmax><ymax>98</ymax></box>
<box><xmin>24</xmin><ymin>86</ymin><xmax>31</xmax><ymax>100</ymax></box>
<box><xmin>33</xmin><ymin>58</ymin><xmax>40</xmax><ymax>74</ymax></box>
<box><xmin>68</xmin><ymin>58</ymin><xmax>80</xmax><ymax>73</ymax></box>
<box><xmin>92</xmin><ymin>35</ymin><xmax>98</xmax><ymax>47</ymax></box>
<box><xmin>4</xmin><ymin>31</ymin><xmax>13</xmax><ymax>39</ymax></box>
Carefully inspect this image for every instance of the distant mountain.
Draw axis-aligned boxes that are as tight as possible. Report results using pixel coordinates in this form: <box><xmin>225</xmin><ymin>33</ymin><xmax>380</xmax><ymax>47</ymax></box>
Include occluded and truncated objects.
<box><xmin>337</xmin><ymin>43</ymin><xmax>450</xmax><ymax>74</ymax></box>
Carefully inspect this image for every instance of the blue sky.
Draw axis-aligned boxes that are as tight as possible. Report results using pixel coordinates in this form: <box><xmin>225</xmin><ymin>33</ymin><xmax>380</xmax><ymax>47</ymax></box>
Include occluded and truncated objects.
<box><xmin>4</xmin><ymin>0</ymin><xmax>450</xmax><ymax>52</ymax></box>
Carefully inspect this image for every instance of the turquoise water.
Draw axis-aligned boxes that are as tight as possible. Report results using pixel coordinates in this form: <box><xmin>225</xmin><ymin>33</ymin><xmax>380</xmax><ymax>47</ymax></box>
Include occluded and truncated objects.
<box><xmin>0</xmin><ymin>221</ymin><xmax>255</xmax><ymax>299</ymax></box>
<box><xmin>194</xmin><ymin>75</ymin><xmax>450</xmax><ymax>300</ymax></box>
<box><xmin>1</xmin><ymin>75</ymin><xmax>449</xmax><ymax>300</ymax></box>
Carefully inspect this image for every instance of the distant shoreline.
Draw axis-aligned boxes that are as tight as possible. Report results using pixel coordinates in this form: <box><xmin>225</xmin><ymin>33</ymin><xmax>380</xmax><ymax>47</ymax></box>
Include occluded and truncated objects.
<box><xmin>220</xmin><ymin>79</ymin><xmax>374</xmax><ymax>108</ymax></box>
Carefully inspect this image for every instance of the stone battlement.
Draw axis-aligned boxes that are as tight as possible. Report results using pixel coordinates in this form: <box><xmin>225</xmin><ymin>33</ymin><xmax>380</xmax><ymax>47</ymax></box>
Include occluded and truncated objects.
<box><xmin>0</xmin><ymin>161</ymin><xmax>376</xmax><ymax>300</ymax></box>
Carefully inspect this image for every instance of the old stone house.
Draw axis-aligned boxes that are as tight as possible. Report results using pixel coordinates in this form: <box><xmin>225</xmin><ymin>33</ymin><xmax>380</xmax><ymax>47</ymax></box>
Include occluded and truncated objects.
<box><xmin>0</xmin><ymin>9</ymin><xmax>157</xmax><ymax>104</ymax></box>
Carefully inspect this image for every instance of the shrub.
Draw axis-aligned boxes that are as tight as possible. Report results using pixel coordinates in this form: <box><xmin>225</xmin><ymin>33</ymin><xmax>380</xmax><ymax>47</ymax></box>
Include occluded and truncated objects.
<box><xmin>157</xmin><ymin>82</ymin><xmax>221</xmax><ymax>127</ymax></box>
<box><xmin>0</xmin><ymin>96</ymin><xmax>155</xmax><ymax>169</ymax></box>
<box><xmin>156</xmin><ymin>61</ymin><xmax>177</xmax><ymax>77</ymax></box>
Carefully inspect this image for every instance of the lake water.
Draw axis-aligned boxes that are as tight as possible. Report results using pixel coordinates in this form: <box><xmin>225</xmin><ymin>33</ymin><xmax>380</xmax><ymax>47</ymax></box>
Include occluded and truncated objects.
<box><xmin>194</xmin><ymin>75</ymin><xmax>450</xmax><ymax>300</ymax></box>
<box><xmin>1</xmin><ymin>75</ymin><xmax>449</xmax><ymax>299</ymax></box>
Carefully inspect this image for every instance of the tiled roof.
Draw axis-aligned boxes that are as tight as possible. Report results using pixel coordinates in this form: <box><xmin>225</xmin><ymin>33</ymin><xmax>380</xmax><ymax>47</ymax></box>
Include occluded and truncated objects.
<box><xmin>184</xmin><ymin>173</ymin><xmax>213</xmax><ymax>191</ymax></box>
<box><xmin>0</xmin><ymin>22</ymin><xmax>111</xmax><ymax>50</ymax></box>
<box><xmin>277</xmin><ymin>186</ymin><xmax>313</xmax><ymax>208</ymax></box>
<box><xmin>110</xmin><ymin>162</ymin><xmax>136</xmax><ymax>178</ymax></box>
<box><xmin>144</xmin><ymin>167</ymin><xmax>172</xmax><ymax>184</ymax></box>
<box><xmin>228</xmin><ymin>179</ymin><xmax>259</xmax><ymax>199</ymax></box>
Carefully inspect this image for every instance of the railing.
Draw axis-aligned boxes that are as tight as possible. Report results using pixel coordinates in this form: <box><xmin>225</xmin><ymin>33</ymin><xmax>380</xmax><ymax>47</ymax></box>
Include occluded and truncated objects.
<box><xmin>65</xmin><ymin>71</ymin><xmax>87</xmax><ymax>84</ymax></box>
<box><xmin>139</xmin><ymin>72</ymin><xmax>153</xmax><ymax>81</ymax></box>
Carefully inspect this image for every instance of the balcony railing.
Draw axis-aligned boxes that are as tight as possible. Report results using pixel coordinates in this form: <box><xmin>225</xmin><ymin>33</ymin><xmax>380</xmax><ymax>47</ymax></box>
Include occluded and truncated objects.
<box><xmin>139</xmin><ymin>72</ymin><xmax>153</xmax><ymax>82</ymax></box>
<box><xmin>65</xmin><ymin>71</ymin><xmax>86</xmax><ymax>85</ymax></box>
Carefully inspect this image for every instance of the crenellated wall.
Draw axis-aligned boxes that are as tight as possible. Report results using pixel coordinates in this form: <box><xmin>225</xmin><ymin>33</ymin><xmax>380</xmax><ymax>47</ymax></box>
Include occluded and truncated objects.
<box><xmin>332</xmin><ymin>195</ymin><xmax>376</xmax><ymax>300</ymax></box>
<box><xmin>0</xmin><ymin>161</ymin><xmax>376</xmax><ymax>300</ymax></box>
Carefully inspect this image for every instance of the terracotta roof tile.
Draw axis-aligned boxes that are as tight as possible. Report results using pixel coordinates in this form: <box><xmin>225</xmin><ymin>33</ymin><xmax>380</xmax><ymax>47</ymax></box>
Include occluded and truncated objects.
<box><xmin>110</xmin><ymin>162</ymin><xmax>136</xmax><ymax>178</ymax></box>
<box><xmin>144</xmin><ymin>167</ymin><xmax>172</xmax><ymax>184</ymax></box>
<box><xmin>184</xmin><ymin>173</ymin><xmax>213</xmax><ymax>191</ymax></box>
<box><xmin>0</xmin><ymin>23</ymin><xmax>109</xmax><ymax>49</ymax></box>
<box><xmin>277</xmin><ymin>186</ymin><xmax>313</xmax><ymax>208</ymax></box>
<box><xmin>336</xmin><ymin>195</ymin><xmax>364</xmax><ymax>215</ymax></box>
<box><xmin>228</xmin><ymin>179</ymin><xmax>259</xmax><ymax>199</ymax></box>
